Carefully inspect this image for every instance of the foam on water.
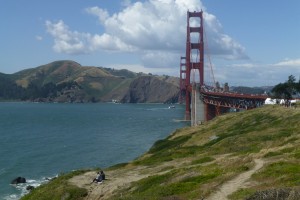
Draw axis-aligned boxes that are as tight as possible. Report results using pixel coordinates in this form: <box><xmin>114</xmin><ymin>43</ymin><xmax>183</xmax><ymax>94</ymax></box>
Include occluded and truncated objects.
<box><xmin>2</xmin><ymin>176</ymin><xmax>56</xmax><ymax>200</ymax></box>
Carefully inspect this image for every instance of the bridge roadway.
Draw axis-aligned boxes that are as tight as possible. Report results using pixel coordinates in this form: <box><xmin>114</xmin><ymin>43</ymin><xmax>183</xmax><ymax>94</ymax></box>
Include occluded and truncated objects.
<box><xmin>198</xmin><ymin>85</ymin><xmax>268</xmax><ymax>122</ymax></box>
<box><xmin>201</xmin><ymin>89</ymin><xmax>267</xmax><ymax>110</ymax></box>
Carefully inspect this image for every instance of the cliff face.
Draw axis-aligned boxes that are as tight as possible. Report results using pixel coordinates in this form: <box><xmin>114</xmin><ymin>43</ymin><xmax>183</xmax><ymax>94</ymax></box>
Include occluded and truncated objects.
<box><xmin>0</xmin><ymin>60</ymin><xmax>180</xmax><ymax>103</ymax></box>
<box><xmin>121</xmin><ymin>76</ymin><xmax>179</xmax><ymax>103</ymax></box>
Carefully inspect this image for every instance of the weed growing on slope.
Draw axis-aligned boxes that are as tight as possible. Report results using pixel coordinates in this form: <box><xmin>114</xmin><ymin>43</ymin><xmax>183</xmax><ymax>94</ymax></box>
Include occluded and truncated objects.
<box><xmin>114</xmin><ymin>164</ymin><xmax>223</xmax><ymax>200</ymax></box>
<box><xmin>21</xmin><ymin>170</ymin><xmax>89</xmax><ymax>200</ymax></box>
<box><xmin>148</xmin><ymin>135</ymin><xmax>192</xmax><ymax>154</ymax></box>
<box><xmin>252</xmin><ymin>161</ymin><xmax>300</xmax><ymax>187</ymax></box>
<box><xmin>264</xmin><ymin>151</ymin><xmax>283</xmax><ymax>158</ymax></box>
<box><xmin>191</xmin><ymin>156</ymin><xmax>215</xmax><ymax>165</ymax></box>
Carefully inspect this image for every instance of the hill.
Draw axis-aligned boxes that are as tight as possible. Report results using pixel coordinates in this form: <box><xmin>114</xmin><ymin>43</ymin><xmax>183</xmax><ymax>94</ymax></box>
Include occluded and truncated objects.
<box><xmin>0</xmin><ymin>60</ymin><xmax>179</xmax><ymax>103</ymax></box>
<box><xmin>231</xmin><ymin>86</ymin><xmax>272</xmax><ymax>95</ymax></box>
<box><xmin>21</xmin><ymin>104</ymin><xmax>300</xmax><ymax>200</ymax></box>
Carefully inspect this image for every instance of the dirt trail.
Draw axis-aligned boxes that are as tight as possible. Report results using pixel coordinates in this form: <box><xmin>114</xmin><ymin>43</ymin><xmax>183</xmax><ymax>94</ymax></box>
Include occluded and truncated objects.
<box><xmin>70</xmin><ymin>158</ymin><xmax>264</xmax><ymax>200</ymax></box>
<box><xmin>207</xmin><ymin>159</ymin><xmax>264</xmax><ymax>200</ymax></box>
<box><xmin>69</xmin><ymin>157</ymin><xmax>190</xmax><ymax>200</ymax></box>
<box><xmin>69</xmin><ymin>166</ymin><xmax>149</xmax><ymax>200</ymax></box>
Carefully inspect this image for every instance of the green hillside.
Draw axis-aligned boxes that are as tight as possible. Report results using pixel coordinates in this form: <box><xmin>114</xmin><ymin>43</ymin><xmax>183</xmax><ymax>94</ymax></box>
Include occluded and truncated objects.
<box><xmin>0</xmin><ymin>60</ymin><xmax>180</xmax><ymax>103</ymax></box>
<box><xmin>21</xmin><ymin>104</ymin><xmax>300</xmax><ymax>200</ymax></box>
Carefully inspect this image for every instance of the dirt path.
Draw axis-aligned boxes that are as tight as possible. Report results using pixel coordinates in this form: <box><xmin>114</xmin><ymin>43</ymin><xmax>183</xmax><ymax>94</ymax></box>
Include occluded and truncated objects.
<box><xmin>69</xmin><ymin>166</ymin><xmax>149</xmax><ymax>200</ymax></box>
<box><xmin>70</xmin><ymin>158</ymin><xmax>264</xmax><ymax>200</ymax></box>
<box><xmin>69</xmin><ymin>157</ymin><xmax>190</xmax><ymax>200</ymax></box>
<box><xmin>207</xmin><ymin>159</ymin><xmax>264</xmax><ymax>200</ymax></box>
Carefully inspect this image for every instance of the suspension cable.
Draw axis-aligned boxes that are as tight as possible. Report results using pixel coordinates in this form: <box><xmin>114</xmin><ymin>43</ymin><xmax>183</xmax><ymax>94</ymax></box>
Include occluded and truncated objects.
<box><xmin>203</xmin><ymin>14</ymin><xmax>216</xmax><ymax>87</ymax></box>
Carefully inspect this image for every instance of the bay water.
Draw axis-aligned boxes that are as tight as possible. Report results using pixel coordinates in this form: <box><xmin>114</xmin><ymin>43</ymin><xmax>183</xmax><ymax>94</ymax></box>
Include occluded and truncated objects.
<box><xmin>0</xmin><ymin>102</ymin><xmax>188</xmax><ymax>199</ymax></box>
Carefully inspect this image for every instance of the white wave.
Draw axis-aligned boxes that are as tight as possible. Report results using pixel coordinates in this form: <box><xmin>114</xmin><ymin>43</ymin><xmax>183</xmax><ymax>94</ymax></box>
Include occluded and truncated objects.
<box><xmin>146</xmin><ymin>107</ymin><xmax>169</xmax><ymax>111</ymax></box>
<box><xmin>3</xmin><ymin>194</ymin><xmax>19</xmax><ymax>200</ymax></box>
<box><xmin>4</xmin><ymin>175</ymin><xmax>57</xmax><ymax>200</ymax></box>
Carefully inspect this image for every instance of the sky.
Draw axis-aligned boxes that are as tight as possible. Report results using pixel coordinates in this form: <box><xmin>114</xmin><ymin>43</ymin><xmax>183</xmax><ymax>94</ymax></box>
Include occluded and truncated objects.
<box><xmin>0</xmin><ymin>0</ymin><xmax>299</xmax><ymax>87</ymax></box>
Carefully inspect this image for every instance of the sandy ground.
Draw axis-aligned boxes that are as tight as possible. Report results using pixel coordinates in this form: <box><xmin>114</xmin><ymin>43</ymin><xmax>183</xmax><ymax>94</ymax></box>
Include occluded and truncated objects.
<box><xmin>207</xmin><ymin>159</ymin><xmax>265</xmax><ymax>200</ymax></box>
<box><xmin>69</xmin><ymin>155</ymin><xmax>194</xmax><ymax>200</ymax></box>
<box><xmin>69</xmin><ymin>167</ymin><xmax>147</xmax><ymax>200</ymax></box>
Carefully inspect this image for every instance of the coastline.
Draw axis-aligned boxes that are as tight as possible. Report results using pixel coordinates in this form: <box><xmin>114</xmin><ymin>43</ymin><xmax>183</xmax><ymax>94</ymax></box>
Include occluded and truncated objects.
<box><xmin>21</xmin><ymin>105</ymin><xmax>300</xmax><ymax>199</ymax></box>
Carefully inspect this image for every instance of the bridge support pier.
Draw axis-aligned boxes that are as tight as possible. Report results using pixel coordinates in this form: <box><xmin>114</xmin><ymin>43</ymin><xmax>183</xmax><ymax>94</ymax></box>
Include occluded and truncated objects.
<box><xmin>191</xmin><ymin>84</ymin><xmax>205</xmax><ymax>126</ymax></box>
<box><xmin>205</xmin><ymin>104</ymin><xmax>230</xmax><ymax>121</ymax></box>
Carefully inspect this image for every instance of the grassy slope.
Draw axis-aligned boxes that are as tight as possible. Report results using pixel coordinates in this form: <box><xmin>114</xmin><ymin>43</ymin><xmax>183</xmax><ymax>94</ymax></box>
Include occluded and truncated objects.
<box><xmin>7</xmin><ymin>61</ymin><xmax>133</xmax><ymax>101</ymax></box>
<box><xmin>116</xmin><ymin>105</ymin><xmax>300</xmax><ymax>200</ymax></box>
<box><xmin>21</xmin><ymin>170</ymin><xmax>90</xmax><ymax>200</ymax></box>
<box><xmin>21</xmin><ymin>104</ymin><xmax>300</xmax><ymax>200</ymax></box>
<box><xmin>6</xmin><ymin>60</ymin><xmax>179</xmax><ymax>102</ymax></box>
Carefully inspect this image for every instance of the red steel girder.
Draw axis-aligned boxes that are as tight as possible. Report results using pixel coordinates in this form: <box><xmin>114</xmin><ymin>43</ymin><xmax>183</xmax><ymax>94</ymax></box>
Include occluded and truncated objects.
<box><xmin>201</xmin><ymin>90</ymin><xmax>267</xmax><ymax>110</ymax></box>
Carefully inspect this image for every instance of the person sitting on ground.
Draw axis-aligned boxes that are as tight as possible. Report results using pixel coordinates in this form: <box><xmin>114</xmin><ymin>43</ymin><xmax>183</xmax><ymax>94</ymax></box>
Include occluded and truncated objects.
<box><xmin>92</xmin><ymin>171</ymin><xmax>105</xmax><ymax>183</ymax></box>
<box><xmin>92</xmin><ymin>172</ymin><xmax>101</xmax><ymax>183</ymax></box>
<box><xmin>100</xmin><ymin>170</ymin><xmax>105</xmax><ymax>181</ymax></box>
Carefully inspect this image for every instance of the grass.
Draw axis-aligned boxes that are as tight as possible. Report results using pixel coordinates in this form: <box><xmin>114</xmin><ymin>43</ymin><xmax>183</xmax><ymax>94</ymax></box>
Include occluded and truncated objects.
<box><xmin>252</xmin><ymin>161</ymin><xmax>300</xmax><ymax>187</ymax></box>
<box><xmin>21</xmin><ymin>170</ymin><xmax>89</xmax><ymax>200</ymax></box>
<box><xmin>107</xmin><ymin>162</ymin><xmax>129</xmax><ymax>170</ymax></box>
<box><xmin>124</xmin><ymin>105</ymin><xmax>300</xmax><ymax>199</ymax></box>
<box><xmin>191</xmin><ymin>156</ymin><xmax>215</xmax><ymax>165</ymax></box>
<box><xmin>113</xmin><ymin>164</ymin><xmax>223</xmax><ymax>200</ymax></box>
<box><xmin>229</xmin><ymin>188</ymin><xmax>256</xmax><ymax>200</ymax></box>
<box><xmin>264</xmin><ymin>151</ymin><xmax>283</xmax><ymax>158</ymax></box>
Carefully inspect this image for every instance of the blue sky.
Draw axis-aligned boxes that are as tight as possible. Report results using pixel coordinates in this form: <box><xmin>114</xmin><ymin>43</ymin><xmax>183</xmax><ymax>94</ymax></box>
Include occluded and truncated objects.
<box><xmin>0</xmin><ymin>0</ymin><xmax>299</xmax><ymax>86</ymax></box>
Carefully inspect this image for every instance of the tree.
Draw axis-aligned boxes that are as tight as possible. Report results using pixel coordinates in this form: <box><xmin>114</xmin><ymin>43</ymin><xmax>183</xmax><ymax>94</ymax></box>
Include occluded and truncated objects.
<box><xmin>297</xmin><ymin>78</ymin><xmax>300</xmax><ymax>93</ymax></box>
<box><xmin>271</xmin><ymin>75</ymin><xmax>299</xmax><ymax>99</ymax></box>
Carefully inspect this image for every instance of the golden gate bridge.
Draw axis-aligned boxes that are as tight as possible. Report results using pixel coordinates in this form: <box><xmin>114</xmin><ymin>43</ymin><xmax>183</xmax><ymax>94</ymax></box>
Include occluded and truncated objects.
<box><xmin>179</xmin><ymin>10</ymin><xmax>267</xmax><ymax>125</ymax></box>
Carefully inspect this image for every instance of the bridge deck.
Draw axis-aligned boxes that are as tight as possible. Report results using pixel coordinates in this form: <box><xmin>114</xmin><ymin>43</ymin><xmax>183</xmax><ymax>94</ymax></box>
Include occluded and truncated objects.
<box><xmin>200</xmin><ymin>89</ymin><xmax>268</xmax><ymax>110</ymax></box>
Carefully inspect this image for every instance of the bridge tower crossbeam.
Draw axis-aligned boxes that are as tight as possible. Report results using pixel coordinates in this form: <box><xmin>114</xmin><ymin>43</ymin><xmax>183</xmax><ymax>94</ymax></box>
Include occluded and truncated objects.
<box><xmin>179</xmin><ymin>56</ymin><xmax>186</xmax><ymax>104</ymax></box>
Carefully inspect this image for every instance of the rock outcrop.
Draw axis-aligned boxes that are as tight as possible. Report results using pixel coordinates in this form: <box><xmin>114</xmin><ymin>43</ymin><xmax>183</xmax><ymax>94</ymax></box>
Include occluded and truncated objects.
<box><xmin>11</xmin><ymin>177</ymin><xmax>26</xmax><ymax>184</ymax></box>
<box><xmin>121</xmin><ymin>75</ymin><xmax>179</xmax><ymax>103</ymax></box>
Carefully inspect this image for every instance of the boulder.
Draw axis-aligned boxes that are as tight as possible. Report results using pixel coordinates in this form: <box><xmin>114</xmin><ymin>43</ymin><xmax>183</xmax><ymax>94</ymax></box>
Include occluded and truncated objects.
<box><xmin>11</xmin><ymin>177</ymin><xmax>26</xmax><ymax>184</ymax></box>
<box><xmin>26</xmin><ymin>185</ymin><xmax>35</xmax><ymax>191</ymax></box>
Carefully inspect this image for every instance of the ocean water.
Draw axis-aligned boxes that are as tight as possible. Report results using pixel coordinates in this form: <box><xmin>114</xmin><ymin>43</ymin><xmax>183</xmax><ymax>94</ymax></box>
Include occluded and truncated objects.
<box><xmin>0</xmin><ymin>102</ymin><xmax>188</xmax><ymax>199</ymax></box>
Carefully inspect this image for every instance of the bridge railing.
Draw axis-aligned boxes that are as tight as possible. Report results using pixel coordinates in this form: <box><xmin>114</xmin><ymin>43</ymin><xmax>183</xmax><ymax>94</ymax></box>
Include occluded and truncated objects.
<box><xmin>200</xmin><ymin>85</ymin><xmax>268</xmax><ymax>110</ymax></box>
<box><xmin>200</xmin><ymin>85</ymin><xmax>268</xmax><ymax>99</ymax></box>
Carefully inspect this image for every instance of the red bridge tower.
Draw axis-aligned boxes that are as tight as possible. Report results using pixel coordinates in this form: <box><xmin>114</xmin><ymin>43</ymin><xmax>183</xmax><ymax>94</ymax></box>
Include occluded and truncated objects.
<box><xmin>184</xmin><ymin>10</ymin><xmax>204</xmax><ymax>120</ymax></box>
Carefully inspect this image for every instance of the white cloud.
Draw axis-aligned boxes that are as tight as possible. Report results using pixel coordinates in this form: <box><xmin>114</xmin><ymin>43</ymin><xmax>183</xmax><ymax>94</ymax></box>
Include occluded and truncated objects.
<box><xmin>142</xmin><ymin>51</ymin><xmax>180</xmax><ymax>68</ymax></box>
<box><xmin>46</xmin><ymin>0</ymin><xmax>248</xmax><ymax>66</ymax></box>
<box><xmin>45</xmin><ymin>20</ymin><xmax>88</xmax><ymax>54</ymax></box>
<box><xmin>274</xmin><ymin>58</ymin><xmax>300</xmax><ymax>67</ymax></box>
<box><xmin>45</xmin><ymin>20</ymin><xmax>135</xmax><ymax>54</ymax></box>
<box><xmin>85</xmin><ymin>7</ymin><xmax>109</xmax><ymax>24</ymax></box>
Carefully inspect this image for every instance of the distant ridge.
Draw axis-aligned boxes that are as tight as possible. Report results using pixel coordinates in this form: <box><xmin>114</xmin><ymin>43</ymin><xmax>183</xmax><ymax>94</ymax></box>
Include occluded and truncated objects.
<box><xmin>0</xmin><ymin>60</ymin><xmax>180</xmax><ymax>103</ymax></box>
